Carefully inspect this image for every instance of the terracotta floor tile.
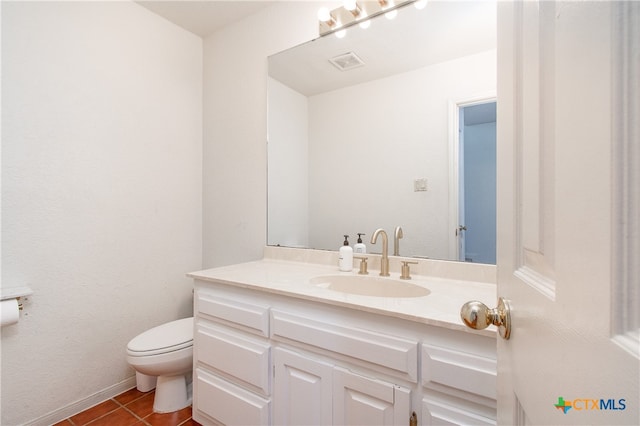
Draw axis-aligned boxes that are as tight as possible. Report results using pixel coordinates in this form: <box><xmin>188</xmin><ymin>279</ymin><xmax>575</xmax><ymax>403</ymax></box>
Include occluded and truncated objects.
<box><xmin>114</xmin><ymin>387</ymin><xmax>151</xmax><ymax>405</ymax></box>
<box><xmin>70</xmin><ymin>399</ymin><xmax>120</xmax><ymax>425</ymax></box>
<box><xmin>61</xmin><ymin>387</ymin><xmax>196</xmax><ymax>426</ymax></box>
<box><xmin>124</xmin><ymin>391</ymin><xmax>156</xmax><ymax>419</ymax></box>
<box><xmin>143</xmin><ymin>406</ymin><xmax>192</xmax><ymax>426</ymax></box>
<box><xmin>86</xmin><ymin>407</ymin><xmax>140</xmax><ymax>426</ymax></box>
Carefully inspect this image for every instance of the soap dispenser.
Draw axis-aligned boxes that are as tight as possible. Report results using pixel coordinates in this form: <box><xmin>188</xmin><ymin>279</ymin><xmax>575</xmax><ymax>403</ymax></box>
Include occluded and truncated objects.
<box><xmin>338</xmin><ymin>235</ymin><xmax>353</xmax><ymax>272</ymax></box>
<box><xmin>354</xmin><ymin>233</ymin><xmax>367</xmax><ymax>254</ymax></box>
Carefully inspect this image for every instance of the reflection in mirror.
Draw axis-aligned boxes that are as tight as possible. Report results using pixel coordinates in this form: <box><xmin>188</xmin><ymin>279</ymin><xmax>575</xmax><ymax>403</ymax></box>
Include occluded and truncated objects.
<box><xmin>268</xmin><ymin>1</ymin><xmax>497</xmax><ymax>263</ymax></box>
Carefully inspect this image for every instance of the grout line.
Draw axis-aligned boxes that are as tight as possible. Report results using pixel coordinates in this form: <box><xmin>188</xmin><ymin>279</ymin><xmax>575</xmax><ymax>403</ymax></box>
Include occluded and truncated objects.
<box><xmin>120</xmin><ymin>403</ymin><xmax>150</xmax><ymax>425</ymax></box>
<box><xmin>119</xmin><ymin>392</ymin><xmax>156</xmax><ymax>425</ymax></box>
<box><xmin>81</xmin><ymin>401</ymin><xmax>122</xmax><ymax>426</ymax></box>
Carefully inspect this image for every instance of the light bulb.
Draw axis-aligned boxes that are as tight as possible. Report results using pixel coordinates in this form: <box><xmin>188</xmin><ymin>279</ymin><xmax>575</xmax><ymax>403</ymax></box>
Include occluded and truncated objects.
<box><xmin>359</xmin><ymin>19</ymin><xmax>371</xmax><ymax>29</ymax></box>
<box><xmin>414</xmin><ymin>0</ymin><xmax>428</xmax><ymax>10</ymax></box>
<box><xmin>343</xmin><ymin>0</ymin><xmax>357</xmax><ymax>11</ymax></box>
<box><xmin>318</xmin><ymin>7</ymin><xmax>331</xmax><ymax>22</ymax></box>
<box><xmin>385</xmin><ymin>9</ymin><xmax>398</xmax><ymax>19</ymax></box>
<box><xmin>335</xmin><ymin>29</ymin><xmax>347</xmax><ymax>39</ymax></box>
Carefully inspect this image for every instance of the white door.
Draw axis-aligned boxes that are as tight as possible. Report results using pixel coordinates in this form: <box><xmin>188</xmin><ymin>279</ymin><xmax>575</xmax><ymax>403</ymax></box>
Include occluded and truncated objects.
<box><xmin>495</xmin><ymin>1</ymin><xmax>639</xmax><ymax>424</ymax></box>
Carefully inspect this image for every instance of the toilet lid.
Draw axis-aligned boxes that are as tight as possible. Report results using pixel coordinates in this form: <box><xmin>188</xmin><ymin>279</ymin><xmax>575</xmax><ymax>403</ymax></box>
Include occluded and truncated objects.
<box><xmin>127</xmin><ymin>317</ymin><xmax>193</xmax><ymax>356</ymax></box>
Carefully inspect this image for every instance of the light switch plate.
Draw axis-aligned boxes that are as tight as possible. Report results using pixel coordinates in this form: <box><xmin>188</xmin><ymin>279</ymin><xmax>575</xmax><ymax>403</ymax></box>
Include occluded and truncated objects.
<box><xmin>414</xmin><ymin>178</ymin><xmax>428</xmax><ymax>192</ymax></box>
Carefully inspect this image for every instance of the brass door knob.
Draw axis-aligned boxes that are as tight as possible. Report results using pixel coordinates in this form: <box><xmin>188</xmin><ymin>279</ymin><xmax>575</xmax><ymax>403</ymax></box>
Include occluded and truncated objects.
<box><xmin>460</xmin><ymin>297</ymin><xmax>511</xmax><ymax>340</ymax></box>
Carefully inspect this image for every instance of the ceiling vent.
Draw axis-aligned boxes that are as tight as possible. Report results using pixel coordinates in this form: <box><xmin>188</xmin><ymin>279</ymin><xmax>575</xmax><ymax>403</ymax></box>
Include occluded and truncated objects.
<box><xmin>329</xmin><ymin>52</ymin><xmax>365</xmax><ymax>71</ymax></box>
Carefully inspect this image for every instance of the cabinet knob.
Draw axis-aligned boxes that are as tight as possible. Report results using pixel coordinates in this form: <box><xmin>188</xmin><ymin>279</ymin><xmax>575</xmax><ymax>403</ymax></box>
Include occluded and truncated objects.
<box><xmin>460</xmin><ymin>297</ymin><xmax>511</xmax><ymax>340</ymax></box>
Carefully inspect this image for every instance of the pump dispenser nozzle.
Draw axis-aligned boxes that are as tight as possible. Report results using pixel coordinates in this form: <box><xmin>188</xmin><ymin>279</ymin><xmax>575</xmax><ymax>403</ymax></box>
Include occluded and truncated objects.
<box><xmin>343</xmin><ymin>235</ymin><xmax>350</xmax><ymax>246</ymax></box>
<box><xmin>354</xmin><ymin>233</ymin><xmax>367</xmax><ymax>254</ymax></box>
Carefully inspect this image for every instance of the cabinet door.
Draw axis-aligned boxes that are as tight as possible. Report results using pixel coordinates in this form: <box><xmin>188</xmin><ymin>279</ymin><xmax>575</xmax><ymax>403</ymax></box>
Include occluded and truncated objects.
<box><xmin>273</xmin><ymin>347</ymin><xmax>333</xmax><ymax>426</ymax></box>
<box><xmin>333</xmin><ymin>367</ymin><xmax>411</xmax><ymax>426</ymax></box>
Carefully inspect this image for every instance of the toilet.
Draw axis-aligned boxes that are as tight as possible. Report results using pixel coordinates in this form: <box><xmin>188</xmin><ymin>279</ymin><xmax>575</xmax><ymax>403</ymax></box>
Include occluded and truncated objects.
<box><xmin>126</xmin><ymin>317</ymin><xmax>194</xmax><ymax>413</ymax></box>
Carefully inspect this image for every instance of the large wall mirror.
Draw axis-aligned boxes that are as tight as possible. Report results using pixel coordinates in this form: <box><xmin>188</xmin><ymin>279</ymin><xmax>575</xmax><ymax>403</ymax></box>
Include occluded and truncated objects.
<box><xmin>268</xmin><ymin>0</ymin><xmax>497</xmax><ymax>264</ymax></box>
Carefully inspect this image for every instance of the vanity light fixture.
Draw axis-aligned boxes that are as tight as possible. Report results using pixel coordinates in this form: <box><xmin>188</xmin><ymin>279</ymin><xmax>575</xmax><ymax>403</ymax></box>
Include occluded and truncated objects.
<box><xmin>318</xmin><ymin>0</ymin><xmax>415</xmax><ymax>37</ymax></box>
<box><xmin>317</xmin><ymin>7</ymin><xmax>336</xmax><ymax>27</ymax></box>
<box><xmin>344</xmin><ymin>0</ymin><xmax>362</xmax><ymax>18</ymax></box>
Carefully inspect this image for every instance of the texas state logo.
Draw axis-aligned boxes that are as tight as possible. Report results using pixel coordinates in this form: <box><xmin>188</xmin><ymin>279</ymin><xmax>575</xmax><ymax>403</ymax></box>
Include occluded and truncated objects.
<box><xmin>554</xmin><ymin>396</ymin><xmax>627</xmax><ymax>414</ymax></box>
<box><xmin>554</xmin><ymin>397</ymin><xmax>572</xmax><ymax>414</ymax></box>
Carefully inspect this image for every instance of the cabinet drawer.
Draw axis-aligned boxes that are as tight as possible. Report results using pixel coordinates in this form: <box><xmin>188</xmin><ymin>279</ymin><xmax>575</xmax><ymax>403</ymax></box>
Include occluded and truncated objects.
<box><xmin>196</xmin><ymin>291</ymin><xmax>269</xmax><ymax>336</ymax></box>
<box><xmin>422</xmin><ymin>397</ymin><xmax>496</xmax><ymax>426</ymax></box>
<box><xmin>421</xmin><ymin>343</ymin><xmax>496</xmax><ymax>400</ymax></box>
<box><xmin>271</xmin><ymin>310</ymin><xmax>418</xmax><ymax>381</ymax></box>
<box><xmin>196</xmin><ymin>323</ymin><xmax>271</xmax><ymax>395</ymax></box>
<box><xmin>195</xmin><ymin>368</ymin><xmax>270</xmax><ymax>425</ymax></box>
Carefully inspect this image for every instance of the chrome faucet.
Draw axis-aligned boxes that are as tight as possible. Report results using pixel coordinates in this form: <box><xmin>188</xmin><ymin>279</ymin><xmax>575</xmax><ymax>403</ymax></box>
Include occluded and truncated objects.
<box><xmin>370</xmin><ymin>228</ymin><xmax>390</xmax><ymax>276</ymax></box>
<box><xmin>394</xmin><ymin>226</ymin><xmax>403</xmax><ymax>256</ymax></box>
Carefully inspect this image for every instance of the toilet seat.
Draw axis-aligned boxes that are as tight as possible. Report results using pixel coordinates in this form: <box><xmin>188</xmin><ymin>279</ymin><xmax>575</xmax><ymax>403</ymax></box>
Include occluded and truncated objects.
<box><xmin>127</xmin><ymin>317</ymin><xmax>193</xmax><ymax>357</ymax></box>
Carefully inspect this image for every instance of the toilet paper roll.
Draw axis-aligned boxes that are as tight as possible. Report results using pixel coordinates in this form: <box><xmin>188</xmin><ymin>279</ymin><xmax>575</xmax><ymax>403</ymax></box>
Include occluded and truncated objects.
<box><xmin>1</xmin><ymin>299</ymin><xmax>20</xmax><ymax>326</ymax></box>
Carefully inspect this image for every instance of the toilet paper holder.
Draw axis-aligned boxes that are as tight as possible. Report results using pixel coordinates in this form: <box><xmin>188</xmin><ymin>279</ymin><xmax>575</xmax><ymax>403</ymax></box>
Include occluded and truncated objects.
<box><xmin>0</xmin><ymin>286</ymin><xmax>33</xmax><ymax>302</ymax></box>
<box><xmin>1</xmin><ymin>286</ymin><xmax>33</xmax><ymax>326</ymax></box>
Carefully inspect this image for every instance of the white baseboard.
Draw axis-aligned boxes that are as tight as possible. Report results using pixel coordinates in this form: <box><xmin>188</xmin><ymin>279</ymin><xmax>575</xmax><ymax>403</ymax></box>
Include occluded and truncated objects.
<box><xmin>25</xmin><ymin>376</ymin><xmax>137</xmax><ymax>426</ymax></box>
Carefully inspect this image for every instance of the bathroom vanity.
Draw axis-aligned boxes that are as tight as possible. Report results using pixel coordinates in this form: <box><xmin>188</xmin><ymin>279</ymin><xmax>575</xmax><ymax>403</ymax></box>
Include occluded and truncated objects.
<box><xmin>188</xmin><ymin>248</ymin><xmax>497</xmax><ymax>425</ymax></box>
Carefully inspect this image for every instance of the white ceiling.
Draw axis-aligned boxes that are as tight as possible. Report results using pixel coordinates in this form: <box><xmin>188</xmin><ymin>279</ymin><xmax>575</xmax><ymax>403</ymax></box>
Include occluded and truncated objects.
<box><xmin>135</xmin><ymin>0</ymin><xmax>275</xmax><ymax>37</ymax></box>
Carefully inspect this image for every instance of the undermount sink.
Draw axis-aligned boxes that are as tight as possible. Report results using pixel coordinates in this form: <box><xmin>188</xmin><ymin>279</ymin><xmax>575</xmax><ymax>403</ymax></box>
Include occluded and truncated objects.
<box><xmin>310</xmin><ymin>274</ymin><xmax>430</xmax><ymax>298</ymax></box>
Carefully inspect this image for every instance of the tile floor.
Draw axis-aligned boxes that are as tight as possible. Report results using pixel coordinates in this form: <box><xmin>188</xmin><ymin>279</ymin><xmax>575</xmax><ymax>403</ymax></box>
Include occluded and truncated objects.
<box><xmin>53</xmin><ymin>388</ymin><xmax>201</xmax><ymax>426</ymax></box>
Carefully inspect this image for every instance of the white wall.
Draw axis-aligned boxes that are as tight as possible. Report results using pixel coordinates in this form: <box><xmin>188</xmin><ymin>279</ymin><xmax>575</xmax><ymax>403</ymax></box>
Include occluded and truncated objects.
<box><xmin>308</xmin><ymin>51</ymin><xmax>496</xmax><ymax>258</ymax></box>
<box><xmin>267</xmin><ymin>77</ymin><xmax>309</xmax><ymax>248</ymax></box>
<box><xmin>1</xmin><ymin>1</ymin><xmax>202</xmax><ymax>424</ymax></box>
<box><xmin>202</xmin><ymin>1</ymin><xmax>334</xmax><ymax>267</ymax></box>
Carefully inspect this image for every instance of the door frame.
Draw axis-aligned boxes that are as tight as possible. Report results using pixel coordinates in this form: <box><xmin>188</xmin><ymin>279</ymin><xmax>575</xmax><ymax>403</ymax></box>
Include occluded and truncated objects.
<box><xmin>447</xmin><ymin>92</ymin><xmax>497</xmax><ymax>261</ymax></box>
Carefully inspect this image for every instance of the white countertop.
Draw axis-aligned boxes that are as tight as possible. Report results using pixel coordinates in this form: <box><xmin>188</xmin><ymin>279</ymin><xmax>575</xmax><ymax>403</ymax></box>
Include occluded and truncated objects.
<box><xmin>188</xmin><ymin>248</ymin><xmax>497</xmax><ymax>338</ymax></box>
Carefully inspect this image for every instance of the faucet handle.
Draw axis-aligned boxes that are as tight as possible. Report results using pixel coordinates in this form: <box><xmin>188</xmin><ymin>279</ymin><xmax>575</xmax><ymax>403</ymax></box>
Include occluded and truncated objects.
<box><xmin>354</xmin><ymin>256</ymin><xmax>369</xmax><ymax>275</ymax></box>
<box><xmin>400</xmin><ymin>260</ymin><xmax>418</xmax><ymax>280</ymax></box>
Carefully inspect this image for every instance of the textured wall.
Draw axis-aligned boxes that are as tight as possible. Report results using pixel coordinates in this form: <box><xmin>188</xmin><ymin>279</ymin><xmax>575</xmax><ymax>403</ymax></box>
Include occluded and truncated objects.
<box><xmin>1</xmin><ymin>1</ymin><xmax>202</xmax><ymax>424</ymax></box>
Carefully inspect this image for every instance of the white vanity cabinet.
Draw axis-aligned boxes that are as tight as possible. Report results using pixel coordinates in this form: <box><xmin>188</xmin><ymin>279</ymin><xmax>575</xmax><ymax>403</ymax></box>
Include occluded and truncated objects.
<box><xmin>193</xmin><ymin>287</ymin><xmax>272</xmax><ymax>425</ymax></box>
<box><xmin>420</xmin><ymin>329</ymin><xmax>498</xmax><ymax>425</ymax></box>
<box><xmin>274</xmin><ymin>347</ymin><xmax>411</xmax><ymax>425</ymax></box>
<box><xmin>192</xmin><ymin>277</ymin><xmax>497</xmax><ymax>426</ymax></box>
<box><xmin>271</xmin><ymin>309</ymin><xmax>415</xmax><ymax>426</ymax></box>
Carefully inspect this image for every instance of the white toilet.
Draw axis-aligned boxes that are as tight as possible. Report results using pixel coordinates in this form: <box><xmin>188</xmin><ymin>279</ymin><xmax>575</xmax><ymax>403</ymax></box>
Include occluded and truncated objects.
<box><xmin>126</xmin><ymin>317</ymin><xmax>194</xmax><ymax>413</ymax></box>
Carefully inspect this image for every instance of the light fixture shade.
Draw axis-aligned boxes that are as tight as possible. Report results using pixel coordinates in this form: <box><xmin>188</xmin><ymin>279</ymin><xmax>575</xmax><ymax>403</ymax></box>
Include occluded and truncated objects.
<box><xmin>343</xmin><ymin>0</ymin><xmax>358</xmax><ymax>11</ymax></box>
<box><xmin>318</xmin><ymin>7</ymin><xmax>332</xmax><ymax>22</ymax></box>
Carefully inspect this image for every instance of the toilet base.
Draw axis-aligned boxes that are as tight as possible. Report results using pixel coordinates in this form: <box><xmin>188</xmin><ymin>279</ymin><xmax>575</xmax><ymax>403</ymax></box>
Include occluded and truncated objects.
<box><xmin>153</xmin><ymin>374</ymin><xmax>193</xmax><ymax>413</ymax></box>
<box><xmin>135</xmin><ymin>372</ymin><xmax>157</xmax><ymax>393</ymax></box>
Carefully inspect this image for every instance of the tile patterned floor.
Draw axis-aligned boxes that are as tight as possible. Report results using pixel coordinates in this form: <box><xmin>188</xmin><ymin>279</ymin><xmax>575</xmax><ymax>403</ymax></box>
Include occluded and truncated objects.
<box><xmin>53</xmin><ymin>388</ymin><xmax>201</xmax><ymax>426</ymax></box>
